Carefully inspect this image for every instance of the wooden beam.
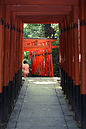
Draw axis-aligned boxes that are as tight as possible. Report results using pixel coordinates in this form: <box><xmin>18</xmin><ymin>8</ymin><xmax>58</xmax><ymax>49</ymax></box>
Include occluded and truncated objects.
<box><xmin>5</xmin><ymin>0</ymin><xmax>78</xmax><ymax>6</ymax></box>
<box><xmin>9</xmin><ymin>5</ymin><xmax>72</xmax><ymax>12</ymax></box>
<box><xmin>21</xmin><ymin>15</ymin><xmax>63</xmax><ymax>23</ymax></box>
<box><xmin>12</xmin><ymin>10</ymin><xmax>70</xmax><ymax>16</ymax></box>
<box><xmin>24</xmin><ymin>38</ymin><xmax>57</xmax><ymax>43</ymax></box>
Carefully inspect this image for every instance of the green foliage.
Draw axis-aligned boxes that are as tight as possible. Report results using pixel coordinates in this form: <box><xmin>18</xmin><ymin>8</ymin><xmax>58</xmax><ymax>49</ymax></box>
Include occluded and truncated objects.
<box><xmin>51</xmin><ymin>24</ymin><xmax>59</xmax><ymax>39</ymax></box>
<box><xmin>24</xmin><ymin>24</ymin><xmax>45</xmax><ymax>38</ymax></box>
<box><xmin>23</xmin><ymin>51</ymin><xmax>31</xmax><ymax>66</ymax></box>
<box><xmin>24</xmin><ymin>23</ymin><xmax>59</xmax><ymax>39</ymax></box>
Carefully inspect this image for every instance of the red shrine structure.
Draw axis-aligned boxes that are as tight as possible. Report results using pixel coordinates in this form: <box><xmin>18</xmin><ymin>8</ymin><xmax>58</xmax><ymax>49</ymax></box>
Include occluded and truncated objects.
<box><xmin>24</xmin><ymin>39</ymin><xmax>58</xmax><ymax>77</ymax></box>
<box><xmin>0</xmin><ymin>0</ymin><xmax>86</xmax><ymax>129</ymax></box>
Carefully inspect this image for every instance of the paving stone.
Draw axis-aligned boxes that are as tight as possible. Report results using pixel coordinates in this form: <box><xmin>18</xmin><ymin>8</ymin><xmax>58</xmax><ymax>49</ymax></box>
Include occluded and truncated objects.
<box><xmin>67</xmin><ymin>120</ymin><xmax>79</xmax><ymax>129</ymax></box>
<box><xmin>65</xmin><ymin>115</ymin><xmax>74</xmax><ymax>121</ymax></box>
<box><xmin>62</xmin><ymin>105</ymin><xmax>72</xmax><ymax>116</ymax></box>
<box><xmin>6</xmin><ymin>77</ymin><xmax>79</xmax><ymax>129</ymax></box>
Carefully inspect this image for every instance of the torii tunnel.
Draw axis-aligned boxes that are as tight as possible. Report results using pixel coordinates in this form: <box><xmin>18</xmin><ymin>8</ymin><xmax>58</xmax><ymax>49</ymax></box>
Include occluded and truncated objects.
<box><xmin>24</xmin><ymin>38</ymin><xmax>58</xmax><ymax>77</ymax></box>
<box><xmin>0</xmin><ymin>0</ymin><xmax>86</xmax><ymax>129</ymax></box>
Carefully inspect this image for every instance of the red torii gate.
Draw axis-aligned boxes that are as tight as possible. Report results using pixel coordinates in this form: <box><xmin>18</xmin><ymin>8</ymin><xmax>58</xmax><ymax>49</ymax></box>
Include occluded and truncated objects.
<box><xmin>23</xmin><ymin>39</ymin><xmax>58</xmax><ymax>77</ymax></box>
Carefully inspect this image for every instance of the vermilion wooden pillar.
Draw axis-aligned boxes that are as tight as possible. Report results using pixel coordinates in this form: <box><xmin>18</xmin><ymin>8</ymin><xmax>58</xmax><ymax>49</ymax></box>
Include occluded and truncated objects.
<box><xmin>67</xmin><ymin>15</ymin><xmax>72</xmax><ymax>77</ymax></box>
<box><xmin>36</xmin><ymin>50</ymin><xmax>39</xmax><ymax>76</ymax></box>
<box><xmin>47</xmin><ymin>49</ymin><xmax>51</xmax><ymax>77</ymax></box>
<box><xmin>62</xmin><ymin>19</ymin><xmax>67</xmax><ymax>93</ymax></box>
<box><xmin>80</xmin><ymin>0</ymin><xmax>86</xmax><ymax>128</ymax></box>
<box><xmin>66</xmin><ymin>15</ymin><xmax>73</xmax><ymax>102</ymax></box>
<box><xmin>39</xmin><ymin>50</ymin><xmax>41</xmax><ymax>76</ymax></box>
<box><xmin>50</xmin><ymin>43</ymin><xmax>54</xmax><ymax>77</ymax></box>
<box><xmin>0</xmin><ymin>3</ymin><xmax>5</xmax><ymax>125</ymax></box>
<box><xmin>35</xmin><ymin>51</ymin><xmax>38</xmax><ymax>75</ymax></box>
<box><xmin>41</xmin><ymin>50</ymin><xmax>44</xmax><ymax>76</ymax></box>
<box><xmin>30</xmin><ymin>51</ymin><xmax>33</xmax><ymax>75</ymax></box>
<box><xmin>41</xmin><ymin>50</ymin><xmax>43</xmax><ymax>76</ymax></box>
<box><xmin>69</xmin><ymin>13</ymin><xmax>74</xmax><ymax>106</ymax></box>
<box><xmin>3</xmin><ymin>6</ymin><xmax>11</xmax><ymax>122</ymax></box>
<box><xmin>59</xmin><ymin>22</ymin><xmax>62</xmax><ymax>68</ymax></box>
<box><xmin>64</xmin><ymin>18</ymin><xmax>68</xmax><ymax>75</ymax></box>
<box><xmin>59</xmin><ymin>20</ymin><xmax>65</xmax><ymax>91</ymax></box>
<box><xmin>18</xmin><ymin>20</ymin><xmax>21</xmax><ymax>71</ymax></box>
<box><xmin>31</xmin><ymin>51</ymin><xmax>33</xmax><ymax>75</ymax></box>
<box><xmin>34</xmin><ymin>51</ymin><xmax>36</xmax><ymax>75</ymax></box>
<box><xmin>73</xmin><ymin>6</ymin><xmax>80</xmax><ymax>120</ymax></box>
<box><xmin>44</xmin><ymin>49</ymin><xmax>48</xmax><ymax>76</ymax></box>
<box><xmin>40</xmin><ymin>50</ymin><xmax>42</xmax><ymax>76</ymax></box>
<box><xmin>42</xmin><ymin>50</ymin><xmax>45</xmax><ymax>76</ymax></box>
<box><xmin>59</xmin><ymin>22</ymin><xmax>63</xmax><ymax>69</ymax></box>
<box><xmin>65</xmin><ymin>17</ymin><xmax>70</xmax><ymax>97</ymax></box>
<box><xmin>13</xmin><ymin>16</ymin><xmax>17</xmax><ymax>81</ymax></box>
<box><xmin>3</xmin><ymin>7</ymin><xmax>10</xmax><ymax>88</ymax></box>
<box><xmin>9</xmin><ymin>15</ymin><xmax>16</xmax><ymax>82</ymax></box>
<box><xmin>0</xmin><ymin>5</ymin><xmax>4</xmax><ymax>95</ymax></box>
<box><xmin>21</xmin><ymin>23</ymin><xmax>24</xmax><ymax>65</ymax></box>
<box><xmin>19</xmin><ymin>20</ymin><xmax>23</xmax><ymax>89</ymax></box>
<box><xmin>33</xmin><ymin>51</ymin><xmax>35</xmax><ymax>75</ymax></box>
<box><xmin>32</xmin><ymin>51</ymin><xmax>34</xmax><ymax>75</ymax></box>
<box><xmin>62</xmin><ymin>20</ymin><xmax>66</xmax><ymax>91</ymax></box>
<box><xmin>38</xmin><ymin>51</ymin><xmax>40</xmax><ymax>76</ymax></box>
<box><xmin>70</xmin><ymin>13</ymin><xmax>74</xmax><ymax>102</ymax></box>
<box><xmin>16</xmin><ymin>19</ymin><xmax>19</xmax><ymax>73</ymax></box>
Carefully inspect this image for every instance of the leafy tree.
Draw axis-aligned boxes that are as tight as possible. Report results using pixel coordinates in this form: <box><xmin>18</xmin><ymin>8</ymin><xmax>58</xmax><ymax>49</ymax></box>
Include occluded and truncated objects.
<box><xmin>24</xmin><ymin>24</ymin><xmax>45</xmax><ymax>38</ymax></box>
<box><xmin>23</xmin><ymin>51</ymin><xmax>31</xmax><ymax>66</ymax></box>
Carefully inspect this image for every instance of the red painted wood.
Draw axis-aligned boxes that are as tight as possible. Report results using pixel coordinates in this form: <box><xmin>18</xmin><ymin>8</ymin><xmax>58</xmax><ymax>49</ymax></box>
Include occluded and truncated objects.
<box><xmin>9</xmin><ymin>15</ymin><xmax>16</xmax><ymax>81</ymax></box>
<box><xmin>5</xmin><ymin>0</ymin><xmax>78</xmax><ymax>6</ymax></box>
<box><xmin>73</xmin><ymin>6</ymin><xmax>80</xmax><ymax>85</ymax></box>
<box><xmin>31</xmin><ymin>52</ymin><xmax>33</xmax><ymax>75</ymax></box>
<box><xmin>33</xmin><ymin>51</ymin><xmax>35</xmax><ymax>75</ymax></box>
<box><xmin>36</xmin><ymin>51</ymin><xmax>38</xmax><ymax>75</ymax></box>
<box><xmin>3</xmin><ymin>8</ymin><xmax>10</xmax><ymax>86</ymax></box>
<box><xmin>50</xmin><ymin>43</ymin><xmax>54</xmax><ymax>77</ymax></box>
<box><xmin>66</xmin><ymin>15</ymin><xmax>71</xmax><ymax>77</ymax></box>
<box><xmin>80</xmin><ymin>0</ymin><xmax>86</xmax><ymax>94</ymax></box>
<box><xmin>47</xmin><ymin>49</ymin><xmax>51</xmax><ymax>77</ymax></box>
<box><xmin>30</xmin><ymin>51</ymin><xmax>33</xmax><ymax>75</ymax></box>
<box><xmin>44</xmin><ymin>50</ymin><xmax>48</xmax><ymax>76</ymax></box>
<box><xmin>0</xmin><ymin>4</ymin><xmax>4</xmax><ymax>93</ymax></box>
<box><xmin>38</xmin><ymin>51</ymin><xmax>40</xmax><ymax>76</ymax></box>
<box><xmin>24</xmin><ymin>39</ymin><xmax>57</xmax><ymax>43</ymax></box>
<box><xmin>10</xmin><ymin>5</ymin><xmax>72</xmax><ymax>13</ymax></box>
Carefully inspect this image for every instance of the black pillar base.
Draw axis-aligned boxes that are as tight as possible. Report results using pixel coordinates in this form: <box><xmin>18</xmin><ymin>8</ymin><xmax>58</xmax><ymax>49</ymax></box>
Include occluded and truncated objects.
<box><xmin>72</xmin><ymin>82</ymin><xmax>76</xmax><ymax>112</ymax></box>
<box><xmin>9</xmin><ymin>80</ymin><xmax>15</xmax><ymax>106</ymax></box>
<box><xmin>75</xmin><ymin>85</ymin><xmax>80</xmax><ymax>121</ymax></box>
<box><xmin>69</xmin><ymin>79</ymin><xmax>74</xmax><ymax>107</ymax></box>
<box><xmin>9</xmin><ymin>81</ymin><xmax>15</xmax><ymax>113</ymax></box>
<box><xmin>0</xmin><ymin>94</ymin><xmax>4</xmax><ymax>124</ymax></box>
<box><xmin>2</xmin><ymin>86</ymin><xmax>9</xmax><ymax>123</ymax></box>
<box><xmin>67</xmin><ymin>76</ymin><xmax>73</xmax><ymax>105</ymax></box>
<box><xmin>81</xmin><ymin>95</ymin><xmax>86</xmax><ymax>129</ymax></box>
<box><xmin>60</xmin><ymin>68</ymin><xmax>65</xmax><ymax>92</ymax></box>
<box><xmin>65</xmin><ymin>72</ymin><xmax>69</xmax><ymax>98</ymax></box>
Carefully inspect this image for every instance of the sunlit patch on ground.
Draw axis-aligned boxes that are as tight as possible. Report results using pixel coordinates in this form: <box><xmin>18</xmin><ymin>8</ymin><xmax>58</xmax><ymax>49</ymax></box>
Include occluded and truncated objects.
<box><xmin>28</xmin><ymin>80</ymin><xmax>34</xmax><ymax>82</ymax></box>
<box><xmin>56</xmin><ymin>86</ymin><xmax>62</xmax><ymax>89</ymax></box>
<box><xmin>33</xmin><ymin>81</ymin><xmax>57</xmax><ymax>84</ymax></box>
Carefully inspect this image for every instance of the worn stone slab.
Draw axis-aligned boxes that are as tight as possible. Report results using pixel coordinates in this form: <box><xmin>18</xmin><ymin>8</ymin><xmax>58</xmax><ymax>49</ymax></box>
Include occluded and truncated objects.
<box><xmin>6</xmin><ymin>77</ymin><xmax>79</xmax><ymax>129</ymax></box>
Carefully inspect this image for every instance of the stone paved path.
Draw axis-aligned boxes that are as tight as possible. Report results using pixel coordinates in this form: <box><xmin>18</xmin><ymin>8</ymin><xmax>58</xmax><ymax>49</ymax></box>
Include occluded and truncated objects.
<box><xmin>6</xmin><ymin>77</ymin><xmax>79</xmax><ymax>129</ymax></box>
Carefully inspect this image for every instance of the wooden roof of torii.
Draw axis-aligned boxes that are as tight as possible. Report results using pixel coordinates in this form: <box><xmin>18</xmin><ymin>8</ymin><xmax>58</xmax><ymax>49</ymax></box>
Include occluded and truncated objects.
<box><xmin>3</xmin><ymin>0</ymin><xmax>79</xmax><ymax>24</ymax></box>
